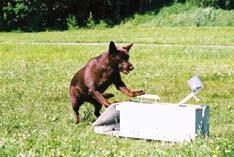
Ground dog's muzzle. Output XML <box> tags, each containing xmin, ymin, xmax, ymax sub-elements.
<box><xmin>120</xmin><ymin>61</ymin><xmax>134</xmax><ymax>74</ymax></box>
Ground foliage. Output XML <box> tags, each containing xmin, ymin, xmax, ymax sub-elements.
<box><xmin>67</xmin><ymin>15</ymin><xmax>79</xmax><ymax>30</ymax></box>
<box><xmin>0</xmin><ymin>0</ymin><xmax>46</xmax><ymax>31</ymax></box>
<box><xmin>123</xmin><ymin>3</ymin><xmax>234</xmax><ymax>27</ymax></box>
<box><xmin>188</xmin><ymin>0</ymin><xmax>234</xmax><ymax>8</ymax></box>
<box><xmin>86</xmin><ymin>12</ymin><xmax>95</xmax><ymax>29</ymax></box>
<box><xmin>189</xmin><ymin>0</ymin><xmax>219</xmax><ymax>7</ymax></box>
<box><xmin>0</xmin><ymin>0</ymin><xmax>233</xmax><ymax>31</ymax></box>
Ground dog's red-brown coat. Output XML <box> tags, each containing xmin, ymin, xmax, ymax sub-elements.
<box><xmin>70</xmin><ymin>41</ymin><xmax>145</xmax><ymax>124</ymax></box>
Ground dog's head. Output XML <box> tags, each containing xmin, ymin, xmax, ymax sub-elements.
<box><xmin>108</xmin><ymin>41</ymin><xmax>134</xmax><ymax>74</ymax></box>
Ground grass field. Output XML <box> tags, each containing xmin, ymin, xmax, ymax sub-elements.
<box><xmin>0</xmin><ymin>26</ymin><xmax>234</xmax><ymax>157</ymax></box>
<box><xmin>1</xmin><ymin>27</ymin><xmax>234</xmax><ymax>46</ymax></box>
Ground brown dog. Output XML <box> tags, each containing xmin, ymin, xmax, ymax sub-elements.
<box><xmin>69</xmin><ymin>41</ymin><xmax>145</xmax><ymax>124</ymax></box>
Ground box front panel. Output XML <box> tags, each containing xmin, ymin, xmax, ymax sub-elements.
<box><xmin>118</xmin><ymin>102</ymin><xmax>198</xmax><ymax>141</ymax></box>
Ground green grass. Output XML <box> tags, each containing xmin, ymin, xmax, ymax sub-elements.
<box><xmin>0</xmin><ymin>42</ymin><xmax>233</xmax><ymax>156</ymax></box>
<box><xmin>0</xmin><ymin>3</ymin><xmax>233</xmax><ymax>156</ymax></box>
<box><xmin>122</xmin><ymin>3</ymin><xmax>234</xmax><ymax>27</ymax></box>
<box><xmin>0</xmin><ymin>3</ymin><xmax>234</xmax><ymax>46</ymax></box>
<box><xmin>0</xmin><ymin>27</ymin><xmax>234</xmax><ymax>46</ymax></box>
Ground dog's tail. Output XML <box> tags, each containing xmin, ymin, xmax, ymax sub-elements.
<box><xmin>102</xmin><ymin>93</ymin><xmax>115</xmax><ymax>99</ymax></box>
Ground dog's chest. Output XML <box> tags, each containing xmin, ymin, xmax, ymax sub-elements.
<box><xmin>96</xmin><ymin>69</ymin><xmax>114</xmax><ymax>90</ymax></box>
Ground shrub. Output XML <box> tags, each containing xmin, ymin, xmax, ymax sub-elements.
<box><xmin>86</xmin><ymin>12</ymin><xmax>95</xmax><ymax>29</ymax></box>
<box><xmin>188</xmin><ymin>0</ymin><xmax>234</xmax><ymax>9</ymax></box>
<box><xmin>66</xmin><ymin>15</ymin><xmax>78</xmax><ymax>30</ymax></box>
<box><xmin>192</xmin><ymin>0</ymin><xmax>219</xmax><ymax>8</ymax></box>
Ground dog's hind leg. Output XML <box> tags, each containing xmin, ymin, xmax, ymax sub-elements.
<box><xmin>70</xmin><ymin>87</ymin><xmax>83</xmax><ymax>124</ymax></box>
<box><xmin>88</xmin><ymin>98</ymin><xmax>102</xmax><ymax>118</ymax></box>
<box><xmin>70</xmin><ymin>97</ymin><xmax>83</xmax><ymax>124</ymax></box>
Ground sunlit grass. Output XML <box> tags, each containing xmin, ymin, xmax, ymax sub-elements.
<box><xmin>0</xmin><ymin>27</ymin><xmax>234</xmax><ymax>46</ymax></box>
<box><xmin>122</xmin><ymin>3</ymin><xmax>234</xmax><ymax>27</ymax></box>
<box><xmin>0</xmin><ymin>43</ymin><xmax>233</xmax><ymax>156</ymax></box>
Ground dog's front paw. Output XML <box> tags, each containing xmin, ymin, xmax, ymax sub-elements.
<box><xmin>133</xmin><ymin>90</ymin><xmax>145</xmax><ymax>97</ymax></box>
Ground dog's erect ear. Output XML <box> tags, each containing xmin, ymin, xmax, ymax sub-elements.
<box><xmin>109</xmin><ymin>41</ymin><xmax>117</xmax><ymax>55</ymax></box>
<box><xmin>123</xmin><ymin>43</ymin><xmax>134</xmax><ymax>52</ymax></box>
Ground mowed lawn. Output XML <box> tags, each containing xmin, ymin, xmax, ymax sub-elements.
<box><xmin>0</xmin><ymin>27</ymin><xmax>234</xmax><ymax>45</ymax></box>
<box><xmin>0</xmin><ymin>27</ymin><xmax>233</xmax><ymax>156</ymax></box>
